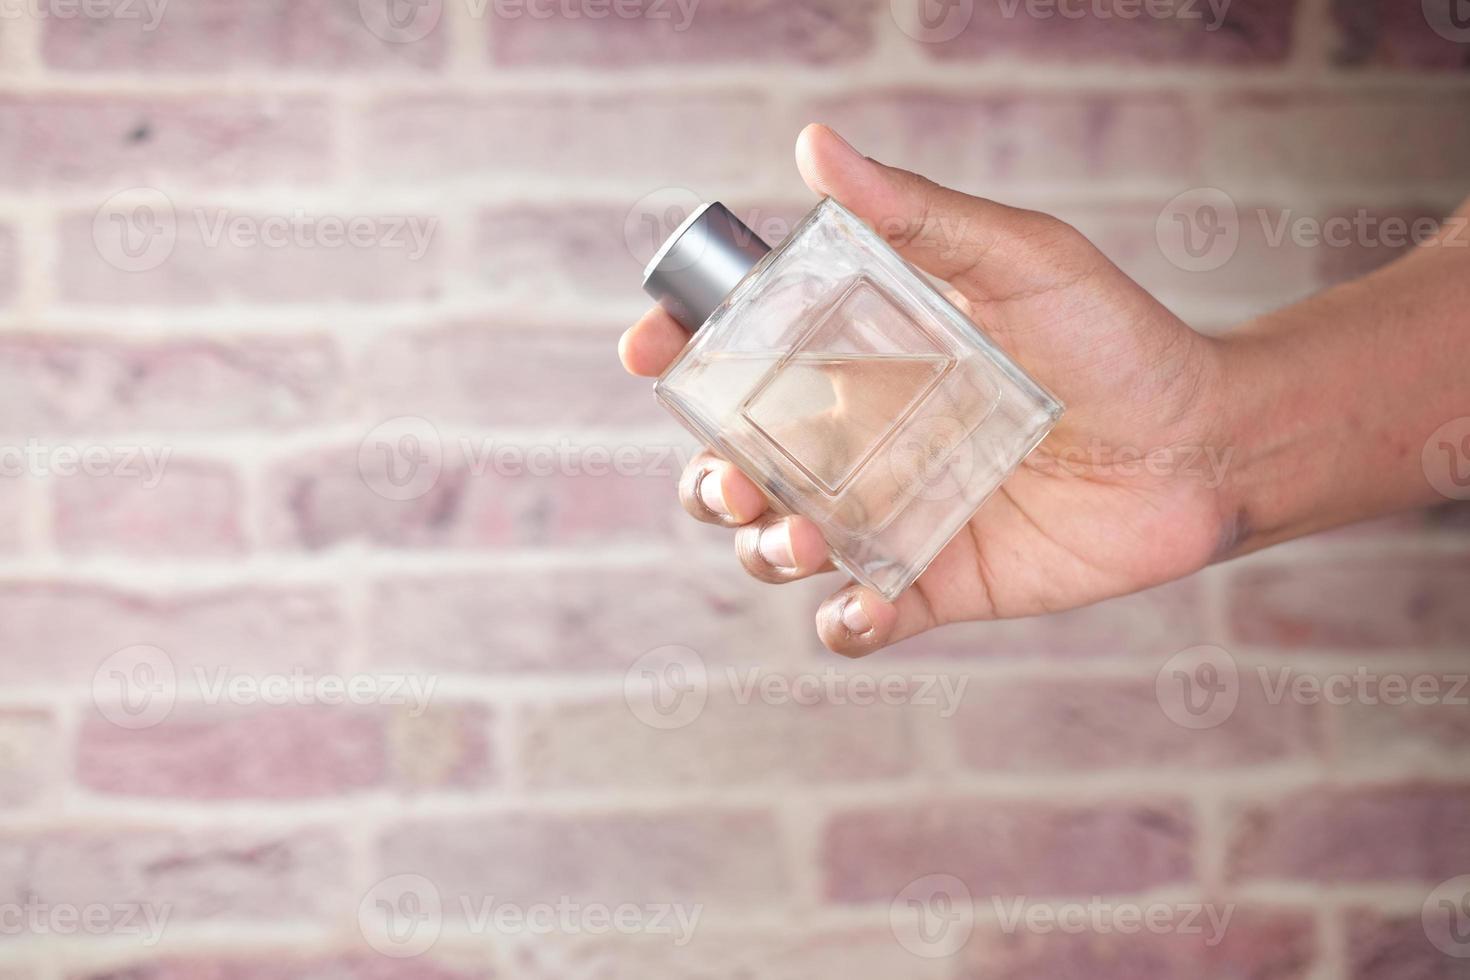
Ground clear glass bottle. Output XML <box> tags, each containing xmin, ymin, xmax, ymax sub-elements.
<box><xmin>642</xmin><ymin>198</ymin><xmax>1062</xmax><ymax>601</ymax></box>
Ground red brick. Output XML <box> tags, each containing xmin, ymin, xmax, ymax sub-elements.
<box><xmin>807</xmin><ymin>91</ymin><xmax>1198</xmax><ymax>190</ymax></box>
<box><xmin>883</xmin><ymin>578</ymin><xmax>1204</xmax><ymax>659</ymax></box>
<box><xmin>1333</xmin><ymin>0</ymin><xmax>1470</xmax><ymax>69</ymax></box>
<box><xmin>490</xmin><ymin>0</ymin><xmax>877</xmax><ymax>66</ymax></box>
<box><xmin>513</xmin><ymin>929</ymin><xmax>950</xmax><ymax>980</ymax></box>
<box><xmin>518</xmin><ymin>691</ymin><xmax>916</xmax><ymax>788</ymax></box>
<box><xmin>0</xmin><ymin>582</ymin><xmax>343</xmax><ymax>686</ymax></box>
<box><xmin>0</xmin><ymin>224</ymin><xmax>15</xmax><ymax>307</ymax></box>
<box><xmin>72</xmin><ymin>955</ymin><xmax>488</xmax><ymax>980</ymax></box>
<box><xmin>61</xmin><ymin>205</ymin><xmax>443</xmax><ymax>306</ymax></box>
<box><xmin>1335</xmin><ymin>674</ymin><xmax>1470</xmax><ymax>763</ymax></box>
<box><xmin>1227</xmin><ymin>783</ymin><xmax>1470</xmax><ymax>883</ymax></box>
<box><xmin>380</xmin><ymin>809</ymin><xmax>787</xmax><ymax>911</ymax></box>
<box><xmin>957</xmin><ymin>907</ymin><xmax>1316</xmax><ymax>980</ymax></box>
<box><xmin>0</xmin><ymin>95</ymin><xmax>332</xmax><ymax>187</ymax></box>
<box><xmin>951</xmin><ymin>674</ymin><xmax>1322</xmax><ymax>771</ymax></box>
<box><xmin>363</xmin><ymin>92</ymin><xmax>778</xmax><ymax>185</ymax></box>
<box><xmin>0</xmin><ymin>476</ymin><xmax>37</xmax><ymax>553</ymax></box>
<box><xmin>74</xmin><ymin>702</ymin><xmax>489</xmax><ymax>799</ymax></box>
<box><xmin>0</xmin><ymin>709</ymin><xmax>56</xmax><ymax>808</ymax></box>
<box><xmin>0</xmin><ymin>826</ymin><xmax>347</xmax><ymax>923</ymax></box>
<box><xmin>362</xmin><ymin>323</ymin><xmax>668</xmax><ymax>428</ymax></box>
<box><xmin>43</xmin><ymin>0</ymin><xmax>445</xmax><ymax>71</ymax></box>
<box><xmin>0</xmin><ymin>334</ymin><xmax>344</xmax><ymax>435</ymax></box>
<box><xmin>916</xmin><ymin>0</ymin><xmax>1295</xmax><ymax>64</ymax></box>
<box><xmin>1346</xmin><ymin>907</ymin><xmax>1468</xmax><ymax>980</ymax></box>
<box><xmin>264</xmin><ymin>441</ymin><xmax>679</xmax><ymax>551</ymax></box>
<box><xmin>54</xmin><ymin>459</ymin><xmax>245</xmax><ymax>557</ymax></box>
<box><xmin>1228</xmin><ymin>557</ymin><xmax>1470</xmax><ymax>650</ymax></box>
<box><xmin>823</xmin><ymin>798</ymin><xmax>1194</xmax><ymax>901</ymax></box>
<box><xmin>1207</xmin><ymin>93</ymin><xmax>1470</xmax><ymax>182</ymax></box>
<box><xmin>369</xmin><ymin>564</ymin><xmax>796</xmax><ymax>674</ymax></box>
<box><xmin>473</xmin><ymin>200</ymin><xmax>805</xmax><ymax>304</ymax></box>
<box><xmin>76</xmin><ymin>705</ymin><xmax>386</xmax><ymax>799</ymax></box>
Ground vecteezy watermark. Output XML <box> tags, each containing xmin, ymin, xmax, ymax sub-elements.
<box><xmin>93</xmin><ymin>189</ymin><xmax>437</xmax><ymax>273</ymax></box>
<box><xmin>888</xmin><ymin>416</ymin><xmax>976</xmax><ymax>504</ymax></box>
<box><xmin>1423</xmin><ymin>875</ymin><xmax>1470</xmax><ymax>959</ymax></box>
<box><xmin>1052</xmin><ymin>440</ymin><xmax>1235</xmax><ymax>489</ymax></box>
<box><xmin>1423</xmin><ymin>0</ymin><xmax>1470</xmax><ymax>44</ymax></box>
<box><xmin>993</xmin><ymin>897</ymin><xmax>1235</xmax><ymax>946</ymax></box>
<box><xmin>1155</xmin><ymin>645</ymin><xmax>1240</xmax><ymax>731</ymax></box>
<box><xmin>1156</xmin><ymin>645</ymin><xmax>1469</xmax><ymax>730</ymax></box>
<box><xmin>623</xmin><ymin>645</ymin><xmax>709</xmax><ymax>731</ymax></box>
<box><xmin>1258</xmin><ymin>668</ymin><xmax>1468</xmax><ymax>708</ymax></box>
<box><xmin>0</xmin><ymin>0</ymin><xmax>168</xmax><ymax>29</ymax></box>
<box><xmin>623</xmin><ymin>187</ymin><xmax>976</xmax><ymax>273</ymax></box>
<box><xmin>357</xmin><ymin>416</ymin><xmax>694</xmax><ymax>502</ymax></box>
<box><xmin>890</xmin><ymin>874</ymin><xmax>974</xmax><ymax>958</ymax></box>
<box><xmin>358</xmin><ymin>0</ymin><xmax>700</xmax><ymax>43</ymax></box>
<box><xmin>0</xmin><ymin>439</ymin><xmax>171</xmax><ymax>487</ymax></box>
<box><xmin>0</xmin><ymin>897</ymin><xmax>171</xmax><ymax>945</ymax></box>
<box><xmin>1257</xmin><ymin>210</ymin><xmax>1469</xmax><ymax>252</ymax></box>
<box><xmin>1156</xmin><ymin>188</ymin><xmax>1241</xmax><ymax>273</ymax></box>
<box><xmin>1157</xmin><ymin>190</ymin><xmax>1470</xmax><ymax>273</ymax></box>
<box><xmin>1424</xmin><ymin>417</ymin><xmax>1470</xmax><ymax>501</ymax></box>
<box><xmin>623</xmin><ymin>645</ymin><xmax>970</xmax><ymax>731</ymax></box>
<box><xmin>357</xmin><ymin>874</ymin><xmax>702</xmax><ymax>958</ymax></box>
<box><xmin>894</xmin><ymin>0</ymin><xmax>1232</xmax><ymax>43</ymax></box>
<box><xmin>91</xmin><ymin>645</ymin><xmax>438</xmax><ymax>730</ymax></box>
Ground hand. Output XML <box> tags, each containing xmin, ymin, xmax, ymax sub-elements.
<box><xmin>620</xmin><ymin>124</ymin><xmax>1236</xmax><ymax>656</ymax></box>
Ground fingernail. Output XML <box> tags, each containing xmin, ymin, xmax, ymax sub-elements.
<box><xmin>697</xmin><ymin>468</ymin><xmax>729</xmax><ymax>518</ymax></box>
<box><xmin>842</xmin><ymin>594</ymin><xmax>873</xmax><ymax>634</ymax></box>
<box><xmin>758</xmin><ymin>521</ymin><xmax>796</xmax><ymax>570</ymax></box>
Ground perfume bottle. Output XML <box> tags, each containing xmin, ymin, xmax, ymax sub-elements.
<box><xmin>642</xmin><ymin>198</ymin><xmax>1062</xmax><ymax>601</ymax></box>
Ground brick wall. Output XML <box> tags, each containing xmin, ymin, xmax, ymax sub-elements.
<box><xmin>0</xmin><ymin>1</ymin><xmax>1468</xmax><ymax>977</ymax></box>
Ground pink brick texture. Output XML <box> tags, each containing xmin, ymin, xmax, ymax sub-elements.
<box><xmin>0</xmin><ymin>3</ymin><xmax>1466</xmax><ymax>978</ymax></box>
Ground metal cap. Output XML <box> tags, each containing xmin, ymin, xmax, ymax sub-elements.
<box><xmin>641</xmin><ymin>202</ymin><xmax>771</xmax><ymax>331</ymax></box>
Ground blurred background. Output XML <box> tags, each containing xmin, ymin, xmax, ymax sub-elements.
<box><xmin>0</xmin><ymin>0</ymin><xmax>1468</xmax><ymax>977</ymax></box>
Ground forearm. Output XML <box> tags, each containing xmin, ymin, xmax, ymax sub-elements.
<box><xmin>1215</xmin><ymin>200</ymin><xmax>1470</xmax><ymax>558</ymax></box>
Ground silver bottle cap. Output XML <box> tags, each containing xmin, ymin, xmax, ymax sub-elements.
<box><xmin>641</xmin><ymin>202</ymin><xmax>771</xmax><ymax>331</ymax></box>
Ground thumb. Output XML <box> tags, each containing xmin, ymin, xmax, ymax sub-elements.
<box><xmin>795</xmin><ymin>123</ymin><xmax>1087</xmax><ymax>302</ymax></box>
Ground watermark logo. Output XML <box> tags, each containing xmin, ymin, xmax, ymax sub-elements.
<box><xmin>890</xmin><ymin>874</ymin><xmax>974</xmax><ymax>958</ymax></box>
<box><xmin>624</xmin><ymin>186</ymin><xmax>706</xmax><ymax>274</ymax></box>
<box><xmin>359</xmin><ymin>416</ymin><xmax>444</xmax><ymax>502</ymax></box>
<box><xmin>1423</xmin><ymin>875</ymin><xmax>1470</xmax><ymax>958</ymax></box>
<box><xmin>1156</xmin><ymin>188</ymin><xmax>1240</xmax><ymax>273</ymax></box>
<box><xmin>624</xmin><ymin>645</ymin><xmax>708</xmax><ymax>731</ymax></box>
<box><xmin>0</xmin><ymin>898</ymin><xmax>171</xmax><ymax>945</ymax></box>
<box><xmin>93</xmin><ymin>187</ymin><xmax>177</xmax><ymax>273</ymax></box>
<box><xmin>892</xmin><ymin>0</ymin><xmax>975</xmax><ymax>42</ymax></box>
<box><xmin>1423</xmin><ymin>417</ymin><xmax>1470</xmax><ymax>501</ymax></box>
<box><xmin>889</xmin><ymin>415</ymin><xmax>975</xmax><ymax>503</ymax></box>
<box><xmin>994</xmin><ymin>897</ymin><xmax>1234</xmax><ymax>945</ymax></box>
<box><xmin>1156</xmin><ymin>644</ymin><xmax>1239</xmax><ymax>730</ymax></box>
<box><xmin>92</xmin><ymin>644</ymin><xmax>176</xmax><ymax>730</ymax></box>
<box><xmin>359</xmin><ymin>0</ymin><xmax>442</xmax><ymax>42</ymax></box>
<box><xmin>359</xmin><ymin>873</ymin><xmax>443</xmax><ymax>958</ymax></box>
<box><xmin>358</xmin><ymin>875</ymin><xmax>701</xmax><ymax>955</ymax></box>
<box><xmin>0</xmin><ymin>440</ymin><xmax>171</xmax><ymax>486</ymax></box>
<box><xmin>0</xmin><ymin>0</ymin><xmax>169</xmax><ymax>30</ymax></box>
<box><xmin>1424</xmin><ymin>0</ymin><xmax>1470</xmax><ymax>43</ymax></box>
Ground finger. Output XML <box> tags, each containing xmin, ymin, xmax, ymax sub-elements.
<box><xmin>677</xmin><ymin>453</ymin><xmax>769</xmax><ymax>527</ymax></box>
<box><xmin>732</xmin><ymin>514</ymin><xmax>835</xmax><ymax>584</ymax></box>
<box><xmin>619</xmin><ymin>305</ymin><xmax>688</xmax><ymax>378</ymax></box>
<box><xmin>815</xmin><ymin>584</ymin><xmax>937</xmax><ymax>658</ymax></box>
<box><xmin>795</xmin><ymin>123</ymin><xmax>1064</xmax><ymax>301</ymax></box>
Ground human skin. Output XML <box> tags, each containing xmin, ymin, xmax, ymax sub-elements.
<box><xmin>618</xmin><ymin>124</ymin><xmax>1470</xmax><ymax>657</ymax></box>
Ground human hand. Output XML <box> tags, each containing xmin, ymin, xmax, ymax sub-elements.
<box><xmin>620</xmin><ymin>124</ymin><xmax>1235</xmax><ymax>656</ymax></box>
